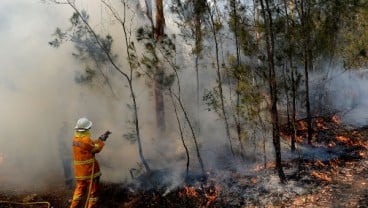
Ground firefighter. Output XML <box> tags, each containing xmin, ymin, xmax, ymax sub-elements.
<box><xmin>69</xmin><ymin>117</ymin><xmax>111</xmax><ymax>208</ymax></box>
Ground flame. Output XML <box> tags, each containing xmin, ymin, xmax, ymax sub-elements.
<box><xmin>179</xmin><ymin>183</ymin><xmax>221</xmax><ymax>207</ymax></box>
<box><xmin>204</xmin><ymin>184</ymin><xmax>220</xmax><ymax>207</ymax></box>
<box><xmin>336</xmin><ymin>135</ymin><xmax>350</xmax><ymax>143</ymax></box>
<box><xmin>179</xmin><ymin>186</ymin><xmax>199</xmax><ymax>198</ymax></box>
<box><xmin>329</xmin><ymin>159</ymin><xmax>339</xmax><ymax>170</ymax></box>
<box><xmin>314</xmin><ymin>160</ymin><xmax>326</xmax><ymax>167</ymax></box>
<box><xmin>310</xmin><ymin>171</ymin><xmax>332</xmax><ymax>182</ymax></box>
<box><xmin>335</xmin><ymin>135</ymin><xmax>368</xmax><ymax>149</ymax></box>
<box><xmin>316</xmin><ymin>118</ymin><xmax>328</xmax><ymax>130</ymax></box>
<box><xmin>331</xmin><ymin>115</ymin><xmax>341</xmax><ymax>124</ymax></box>
<box><xmin>298</xmin><ymin>121</ymin><xmax>308</xmax><ymax>131</ymax></box>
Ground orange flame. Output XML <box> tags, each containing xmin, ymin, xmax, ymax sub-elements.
<box><xmin>204</xmin><ymin>184</ymin><xmax>220</xmax><ymax>207</ymax></box>
<box><xmin>298</xmin><ymin>121</ymin><xmax>308</xmax><ymax>131</ymax></box>
<box><xmin>331</xmin><ymin>115</ymin><xmax>341</xmax><ymax>124</ymax></box>
<box><xmin>336</xmin><ymin>135</ymin><xmax>350</xmax><ymax>143</ymax></box>
<box><xmin>180</xmin><ymin>186</ymin><xmax>199</xmax><ymax>198</ymax></box>
<box><xmin>310</xmin><ymin>171</ymin><xmax>332</xmax><ymax>182</ymax></box>
<box><xmin>316</xmin><ymin>118</ymin><xmax>328</xmax><ymax>129</ymax></box>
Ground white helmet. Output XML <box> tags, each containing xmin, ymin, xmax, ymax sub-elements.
<box><xmin>75</xmin><ymin>117</ymin><xmax>93</xmax><ymax>132</ymax></box>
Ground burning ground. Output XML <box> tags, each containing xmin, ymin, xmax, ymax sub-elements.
<box><xmin>1</xmin><ymin>115</ymin><xmax>368</xmax><ymax>207</ymax></box>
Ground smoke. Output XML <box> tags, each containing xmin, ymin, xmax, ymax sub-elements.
<box><xmin>0</xmin><ymin>0</ymin><xmax>139</xmax><ymax>189</ymax></box>
<box><xmin>0</xmin><ymin>0</ymin><xmax>265</xmax><ymax>191</ymax></box>
<box><xmin>0</xmin><ymin>0</ymin><xmax>204</xmax><ymax>190</ymax></box>
<box><xmin>310</xmin><ymin>66</ymin><xmax>368</xmax><ymax>127</ymax></box>
<box><xmin>5</xmin><ymin>0</ymin><xmax>367</xmax><ymax>193</ymax></box>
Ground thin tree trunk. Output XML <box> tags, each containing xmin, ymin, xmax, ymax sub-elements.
<box><xmin>260</xmin><ymin>0</ymin><xmax>286</xmax><ymax>183</ymax></box>
<box><xmin>206</xmin><ymin>1</ymin><xmax>235</xmax><ymax>156</ymax></box>
<box><xmin>230</xmin><ymin>0</ymin><xmax>246</xmax><ymax>160</ymax></box>
<box><xmin>297</xmin><ymin>0</ymin><xmax>313</xmax><ymax>145</ymax></box>
<box><xmin>283</xmin><ymin>0</ymin><xmax>296</xmax><ymax>151</ymax></box>
<box><xmin>77</xmin><ymin>0</ymin><xmax>152</xmax><ymax>172</ymax></box>
<box><xmin>162</xmin><ymin>49</ymin><xmax>206</xmax><ymax>177</ymax></box>
<box><xmin>169</xmin><ymin>89</ymin><xmax>190</xmax><ymax>177</ymax></box>
<box><xmin>194</xmin><ymin>3</ymin><xmax>203</xmax><ymax>133</ymax></box>
<box><xmin>304</xmin><ymin>50</ymin><xmax>312</xmax><ymax>145</ymax></box>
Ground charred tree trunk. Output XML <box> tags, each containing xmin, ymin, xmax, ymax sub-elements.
<box><xmin>304</xmin><ymin>49</ymin><xmax>312</xmax><ymax>145</ymax></box>
<box><xmin>298</xmin><ymin>0</ymin><xmax>313</xmax><ymax>145</ymax></box>
<box><xmin>291</xmin><ymin>59</ymin><xmax>297</xmax><ymax>151</ymax></box>
<box><xmin>283</xmin><ymin>0</ymin><xmax>297</xmax><ymax>151</ymax></box>
<box><xmin>260</xmin><ymin>0</ymin><xmax>286</xmax><ymax>183</ymax></box>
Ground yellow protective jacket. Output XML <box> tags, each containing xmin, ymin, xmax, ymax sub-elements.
<box><xmin>72</xmin><ymin>131</ymin><xmax>104</xmax><ymax>180</ymax></box>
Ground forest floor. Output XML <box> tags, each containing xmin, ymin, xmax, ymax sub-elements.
<box><xmin>1</xmin><ymin>116</ymin><xmax>368</xmax><ymax>208</ymax></box>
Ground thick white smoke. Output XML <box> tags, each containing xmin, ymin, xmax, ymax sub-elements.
<box><xmin>0</xmin><ymin>0</ymin><xmax>142</xmax><ymax>189</ymax></box>
<box><xmin>0</xmin><ymin>0</ymin><xmax>225</xmax><ymax>190</ymax></box>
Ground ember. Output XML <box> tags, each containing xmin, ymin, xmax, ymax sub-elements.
<box><xmin>331</xmin><ymin>115</ymin><xmax>341</xmax><ymax>124</ymax></box>
<box><xmin>298</xmin><ymin>120</ymin><xmax>308</xmax><ymax>131</ymax></box>
<box><xmin>203</xmin><ymin>183</ymin><xmax>220</xmax><ymax>208</ymax></box>
<box><xmin>336</xmin><ymin>135</ymin><xmax>350</xmax><ymax>143</ymax></box>
<box><xmin>179</xmin><ymin>185</ymin><xmax>199</xmax><ymax>198</ymax></box>
<box><xmin>316</xmin><ymin>118</ymin><xmax>328</xmax><ymax>130</ymax></box>
<box><xmin>310</xmin><ymin>171</ymin><xmax>332</xmax><ymax>182</ymax></box>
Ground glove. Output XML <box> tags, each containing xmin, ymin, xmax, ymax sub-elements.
<box><xmin>99</xmin><ymin>130</ymin><xmax>111</xmax><ymax>141</ymax></box>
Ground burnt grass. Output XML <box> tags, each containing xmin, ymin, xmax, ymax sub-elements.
<box><xmin>1</xmin><ymin>116</ymin><xmax>368</xmax><ymax>207</ymax></box>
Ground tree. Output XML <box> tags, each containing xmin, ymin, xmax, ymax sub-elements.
<box><xmin>139</xmin><ymin>0</ymin><xmax>167</xmax><ymax>132</ymax></box>
<box><xmin>49</xmin><ymin>0</ymin><xmax>151</xmax><ymax>173</ymax></box>
<box><xmin>260</xmin><ymin>0</ymin><xmax>286</xmax><ymax>183</ymax></box>
<box><xmin>205</xmin><ymin>0</ymin><xmax>236</xmax><ymax>156</ymax></box>
<box><xmin>170</xmin><ymin>0</ymin><xmax>207</xmax><ymax>132</ymax></box>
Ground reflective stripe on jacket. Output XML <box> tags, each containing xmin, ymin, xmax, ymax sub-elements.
<box><xmin>72</xmin><ymin>130</ymin><xmax>104</xmax><ymax>180</ymax></box>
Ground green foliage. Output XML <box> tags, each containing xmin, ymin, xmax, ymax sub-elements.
<box><xmin>203</xmin><ymin>88</ymin><xmax>220</xmax><ymax>113</ymax></box>
<box><xmin>136</xmin><ymin>26</ymin><xmax>176</xmax><ymax>89</ymax></box>
<box><xmin>339</xmin><ymin>5</ymin><xmax>368</xmax><ymax>68</ymax></box>
<box><xmin>50</xmin><ymin>11</ymin><xmax>117</xmax><ymax>84</ymax></box>
<box><xmin>127</xmin><ymin>41</ymin><xmax>141</xmax><ymax>74</ymax></box>
<box><xmin>74</xmin><ymin>66</ymin><xmax>95</xmax><ymax>83</ymax></box>
<box><xmin>123</xmin><ymin>131</ymin><xmax>137</xmax><ymax>144</ymax></box>
<box><xmin>48</xmin><ymin>27</ymin><xmax>66</xmax><ymax>48</ymax></box>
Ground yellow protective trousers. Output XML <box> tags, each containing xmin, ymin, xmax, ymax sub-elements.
<box><xmin>70</xmin><ymin>178</ymin><xmax>100</xmax><ymax>208</ymax></box>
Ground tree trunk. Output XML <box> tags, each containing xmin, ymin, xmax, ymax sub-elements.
<box><xmin>260</xmin><ymin>0</ymin><xmax>286</xmax><ymax>183</ymax></box>
<box><xmin>206</xmin><ymin>1</ymin><xmax>235</xmax><ymax>157</ymax></box>
<box><xmin>194</xmin><ymin>1</ymin><xmax>203</xmax><ymax>133</ymax></box>
<box><xmin>153</xmin><ymin>0</ymin><xmax>166</xmax><ymax>132</ymax></box>
<box><xmin>299</xmin><ymin>0</ymin><xmax>313</xmax><ymax>145</ymax></box>
<box><xmin>283</xmin><ymin>0</ymin><xmax>296</xmax><ymax>151</ymax></box>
